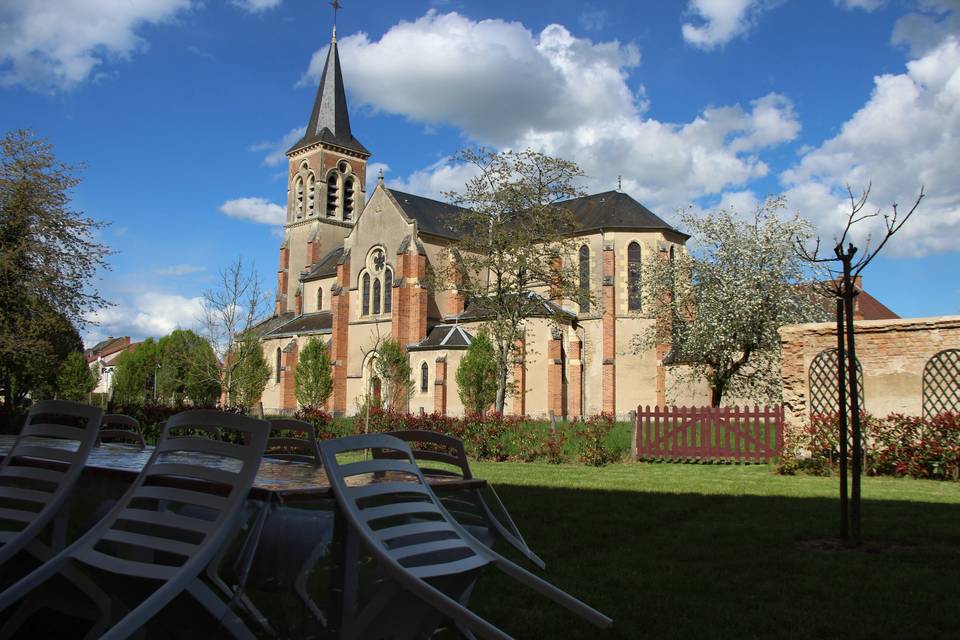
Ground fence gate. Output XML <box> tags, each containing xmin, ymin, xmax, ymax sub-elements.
<box><xmin>635</xmin><ymin>405</ymin><xmax>784</xmax><ymax>463</ymax></box>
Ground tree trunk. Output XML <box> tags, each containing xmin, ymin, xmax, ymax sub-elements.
<box><xmin>710</xmin><ymin>384</ymin><xmax>723</xmax><ymax>408</ymax></box>
<box><xmin>495</xmin><ymin>340</ymin><xmax>509</xmax><ymax>414</ymax></box>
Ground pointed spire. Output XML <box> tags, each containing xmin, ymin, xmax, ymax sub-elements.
<box><xmin>288</xmin><ymin>20</ymin><xmax>369</xmax><ymax>157</ymax></box>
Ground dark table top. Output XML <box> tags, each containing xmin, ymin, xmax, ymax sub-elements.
<box><xmin>0</xmin><ymin>434</ymin><xmax>484</xmax><ymax>501</ymax></box>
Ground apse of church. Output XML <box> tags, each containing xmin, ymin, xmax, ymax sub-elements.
<box><xmin>256</xmin><ymin>25</ymin><xmax>695</xmax><ymax>419</ymax></box>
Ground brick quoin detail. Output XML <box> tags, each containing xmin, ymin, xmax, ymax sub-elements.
<box><xmin>280</xmin><ymin>341</ymin><xmax>299</xmax><ymax>411</ymax></box>
<box><xmin>434</xmin><ymin>357</ymin><xmax>447</xmax><ymax>416</ymax></box>
<box><xmin>568</xmin><ymin>338</ymin><xmax>583</xmax><ymax>419</ymax></box>
<box><xmin>602</xmin><ymin>244</ymin><xmax>616</xmax><ymax>414</ymax></box>
<box><xmin>275</xmin><ymin>246</ymin><xmax>290</xmax><ymax>315</ymax></box>
<box><xmin>512</xmin><ymin>335</ymin><xmax>526</xmax><ymax>417</ymax></box>
<box><xmin>392</xmin><ymin>250</ymin><xmax>428</xmax><ymax>349</ymax></box>
<box><xmin>330</xmin><ymin>256</ymin><xmax>351</xmax><ymax>415</ymax></box>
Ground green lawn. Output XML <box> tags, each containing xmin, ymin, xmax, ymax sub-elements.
<box><xmin>448</xmin><ymin>462</ymin><xmax>960</xmax><ymax>640</ymax></box>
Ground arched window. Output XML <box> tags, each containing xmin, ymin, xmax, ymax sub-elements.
<box><xmin>316</xmin><ymin>287</ymin><xmax>323</xmax><ymax>311</ymax></box>
<box><xmin>306</xmin><ymin>174</ymin><xmax>316</xmax><ymax>216</ymax></box>
<box><xmin>923</xmin><ymin>349</ymin><xmax>960</xmax><ymax>417</ymax></box>
<box><xmin>361</xmin><ymin>273</ymin><xmax>370</xmax><ymax>316</ymax></box>
<box><xmin>628</xmin><ymin>241</ymin><xmax>642</xmax><ymax>311</ymax></box>
<box><xmin>275</xmin><ymin>348</ymin><xmax>282</xmax><ymax>383</ymax></box>
<box><xmin>372</xmin><ymin>277</ymin><xmax>382</xmax><ymax>314</ymax></box>
<box><xmin>383</xmin><ymin>268</ymin><xmax>393</xmax><ymax>313</ymax></box>
<box><xmin>294</xmin><ymin>177</ymin><xmax>304</xmax><ymax>218</ymax></box>
<box><xmin>344</xmin><ymin>177</ymin><xmax>355</xmax><ymax>220</ymax></box>
<box><xmin>420</xmin><ymin>362</ymin><xmax>429</xmax><ymax>392</ymax></box>
<box><xmin>578</xmin><ymin>245</ymin><xmax>590</xmax><ymax>313</ymax></box>
<box><xmin>326</xmin><ymin>173</ymin><xmax>338</xmax><ymax>217</ymax></box>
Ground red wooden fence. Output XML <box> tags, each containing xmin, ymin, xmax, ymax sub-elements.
<box><xmin>635</xmin><ymin>405</ymin><xmax>784</xmax><ymax>463</ymax></box>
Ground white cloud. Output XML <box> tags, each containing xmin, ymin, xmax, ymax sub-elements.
<box><xmin>231</xmin><ymin>0</ymin><xmax>282</xmax><ymax>12</ymax></box>
<box><xmin>777</xmin><ymin>33</ymin><xmax>960</xmax><ymax>256</ymax></box>
<box><xmin>219</xmin><ymin>197</ymin><xmax>285</xmax><ymax>225</ymax></box>
<box><xmin>0</xmin><ymin>0</ymin><xmax>192</xmax><ymax>91</ymax></box>
<box><xmin>302</xmin><ymin>11</ymin><xmax>798</xmax><ymax>212</ymax></box>
<box><xmin>681</xmin><ymin>0</ymin><xmax>776</xmax><ymax>50</ymax></box>
<box><xmin>251</xmin><ymin>127</ymin><xmax>305</xmax><ymax>166</ymax></box>
<box><xmin>835</xmin><ymin>0</ymin><xmax>886</xmax><ymax>10</ymax></box>
<box><xmin>155</xmin><ymin>264</ymin><xmax>206</xmax><ymax>276</ymax></box>
<box><xmin>84</xmin><ymin>291</ymin><xmax>204</xmax><ymax>345</ymax></box>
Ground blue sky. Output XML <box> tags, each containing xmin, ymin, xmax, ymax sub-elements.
<box><xmin>2</xmin><ymin>0</ymin><xmax>958</xmax><ymax>344</ymax></box>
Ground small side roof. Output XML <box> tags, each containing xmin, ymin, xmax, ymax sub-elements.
<box><xmin>301</xmin><ymin>246</ymin><xmax>344</xmax><ymax>282</ymax></box>
<box><xmin>408</xmin><ymin>324</ymin><xmax>474</xmax><ymax>352</ymax></box>
<box><xmin>262</xmin><ymin>311</ymin><xmax>333</xmax><ymax>339</ymax></box>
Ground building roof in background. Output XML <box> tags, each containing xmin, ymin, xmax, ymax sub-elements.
<box><xmin>453</xmin><ymin>292</ymin><xmax>576</xmax><ymax>323</ymax></box>
<box><xmin>84</xmin><ymin>336</ymin><xmax>131</xmax><ymax>363</ymax></box>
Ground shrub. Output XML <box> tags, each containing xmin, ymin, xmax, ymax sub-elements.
<box><xmin>575</xmin><ymin>413</ymin><xmax>617</xmax><ymax>466</ymax></box>
<box><xmin>294</xmin><ymin>406</ymin><xmax>353</xmax><ymax>440</ymax></box>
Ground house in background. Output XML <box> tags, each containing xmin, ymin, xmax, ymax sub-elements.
<box><xmin>84</xmin><ymin>336</ymin><xmax>138</xmax><ymax>397</ymax></box>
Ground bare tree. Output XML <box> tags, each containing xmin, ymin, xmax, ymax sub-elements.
<box><xmin>199</xmin><ymin>257</ymin><xmax>270</xmax><ymax>407</ymax></box>
<box><xmin>798</xmin><ymin>183</ymin><xmax>924</xmax><ymax>545</ymax></box>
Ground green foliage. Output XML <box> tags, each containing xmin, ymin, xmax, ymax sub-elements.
<box><xmin>0</xmin><ymin>129</ymin><xmax>112</xmax><ymax>409</ymax></box>
<box><xmin>231</xmin><ymin>333</ymin><xmax>270</xmax><ymax>411</ymax></box>
<box><xmin>636</xmin><ymin>197</ymin><xmax>827</xmax><ymax>406</ymax></box>
<box><xmin>56</xmin><ymin>351</ymin><xmax>97</xmax><ymax>401</ymax></box>
<box><xmin>783</xmin><ymin>412</ymin><xmax>960</xmax><ymax>481</ymax></box>
<box><xmin>574</xmin><ymin>413</ymin><xmax>619</xmax><ymax>466</ymax></box>
<box><xmin>375</xmin><ymin>338</ymin><xmax>414</xmax><ymax>410</ymax></box>
<box><xmin>432</xmin><ymin>148</ymin><xmax>589</xmax><ymax>413</ymax></box>
<box><xmin>111</xmin><ymin>339</ymin><xmax>160</xmax><ymax>406</ymax></box>
<box><xmin>2</xmin><ymin>299</ymin><xmax>82</xmax><ymax>405</ymax></box>
<box><xmin>456</xmin><ymin>331</ymin><xmax>498</xmax><ymax>414</ymax></box>
<box><xmin>295</xmin><ymin>338</ymin><xmax>334</xmax><ymax>409</ymax></box>
<box><xmin>156</xmin><ymin>329</ymin><xmax>220</xmax><ymax>406</ymax></box>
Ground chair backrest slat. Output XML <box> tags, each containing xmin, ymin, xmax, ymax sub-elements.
<box><xmin>339</xmin><ymin>458</ymin><xmax>422</xmax><ymax>478</ymax></box>
<box><xmin>0</xmin><ymin>400</ymin><xmax>102</xmax><ymax>566</ymax></box>
<box><xmin>68</xmin><ymin>409</ymin><xmax>268</xmax><ymax>584</ymax></box>
<box><xmin>98</xmin><ymin>414</ymin><xmax>145</xmax><ymax>449</ymax></box>
<box><xmin>373</xmin><ymin>430</ymin><xmax>472</xmax><ymax>479</ymax></box>
<box><xmin>265</xmin><ymin>419</ymin><xmax>321</xmax><ymax>463</ymax></box>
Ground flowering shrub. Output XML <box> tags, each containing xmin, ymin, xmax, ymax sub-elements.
<box><xmin>786</xmin><ymin>412</ymin><xmax>960</xmax><ymax>480</ymax></box>
<box><xmin>575</xmin><ymin>413</ymin><xmax>618</xmax><ymax>466</ymax></box>
<box><xmin>294</xmin><ymin>406</ymin><xmax>353</xmax><ymax>440</ymax></box>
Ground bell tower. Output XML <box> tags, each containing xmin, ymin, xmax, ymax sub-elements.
<box><xmin>275</xmin><ymin>20</ymin><xmax>370</xmax><ymax>314</ymax></box>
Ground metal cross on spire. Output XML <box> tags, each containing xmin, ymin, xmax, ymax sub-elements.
<box><xmin>330</xmin><ymin>0</ymin><xmax>342</xmax><ymax>40</ymax></box>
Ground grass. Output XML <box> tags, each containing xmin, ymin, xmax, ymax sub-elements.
<box><xmin>444</xmin><ymin>462</ymin><xmax>960</xmax><ymax>640</ymax></box>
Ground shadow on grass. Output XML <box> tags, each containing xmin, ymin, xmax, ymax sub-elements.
<box><xmin>452</xmin><ymin>485</ymin><xmax>960</xmax><ymax>640</ymax></box>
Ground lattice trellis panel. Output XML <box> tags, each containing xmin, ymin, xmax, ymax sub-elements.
<box><xmin>808</xmin><ymin>348</ymin><xmax>864</xmax><ymax>417</ymax></box>
<box><xmin>923</xmin><ymin>349</ymin><xmax>960</xmax><ymax>417</ymax></box>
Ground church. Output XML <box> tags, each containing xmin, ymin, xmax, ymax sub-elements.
<box><xmin>257</xmin><ymin>29</ymin><xmax>690</xmax><ymax>419</ymax></box>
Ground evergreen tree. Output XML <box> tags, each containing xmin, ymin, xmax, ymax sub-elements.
<box><xmin>56</xmin><ymin>351</ymin><xmax>97</xmax><ymax>402</ymax></box>
<box><xmin>295</xmin><ymin>338</ymin><xmax>333</xmax><ymax>410</ymax></box>
<box><xmin>456</xmin><ymin>331</ymin><xmax>498</xmax><ymax>414</ymax></box>
<box><xmin>156</xmin><ymin>329</ymin><xmax>219</xmax><ymax>406</ymax></box>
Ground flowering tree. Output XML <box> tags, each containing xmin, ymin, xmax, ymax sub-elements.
<box><xmin>636</xmin><ymin>197</ymin><xmax>826</xmax><ymax>406</ymax></box>
<box><xmin>434</xmin><ymin>148</ymin><xmax>589</xmax><ymax>413</ymax></box>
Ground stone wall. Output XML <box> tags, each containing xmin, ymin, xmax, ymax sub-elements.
<box><xmin>780</xmin><ymin>315</ymin><xmax>960</xmax><ymax>429</ymax></box>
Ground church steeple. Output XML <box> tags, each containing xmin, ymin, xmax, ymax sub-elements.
<box><xmin>287</xmin><ymin>28</ymin><xmax>369</xmax><ymax>157</ymax></box>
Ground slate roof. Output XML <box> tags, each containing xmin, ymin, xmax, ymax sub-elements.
<box><xmin>556</xmin><ymin>190</ymin><xmax>688</xmax><ymax>238</ymax></box>
<box><xmin>301</xmin><ymin>246</ymin><xmax>344</xmax><ymax>282</ymax></box>
<box><xmin>287</xmin><ymin>38</ymin><xmax>369</xmax><ymax>157</ymax></box>
<box><xmin>385</xmin><ymin>188</ymin><xmax>685</xmax><ymax>240</ymax></box>
<box><xmin>84</xmin><ymin>336</ymin><xmax>130</xmax><ymax>363</ymax></box>
<box><xmin>408</xmin><ymin>324</ymin><xmax>474</xmax><ymax>351</ymax></box>
<box><xmin>387</xmin><ymin>189</ymin><xmax>471</xmax><ymax>240</ymax></box>
<box><xmin>454</xmin><ymin>292</ymin><xmax>576</xmax><ymax>323</ymax></box>
<box><xmin>250</xmin><ymin>312</ymin><xmax>296</xmax><ymax>338</ymax></box>
<box><xmin>262</xmin><ymin>311</ymin><xmax>333</xmax><ymax>338</ymax></box>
